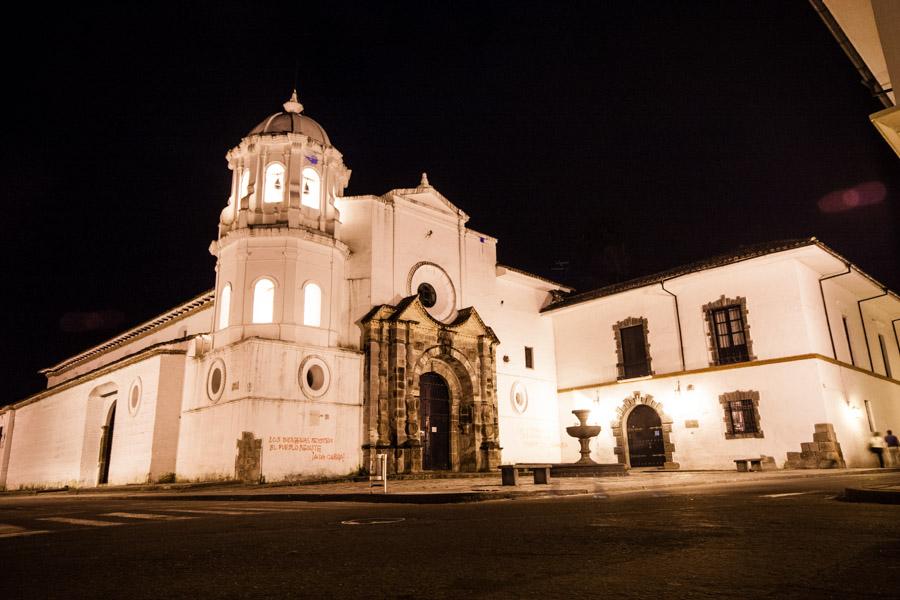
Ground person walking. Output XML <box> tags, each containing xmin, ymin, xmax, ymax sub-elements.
<box><xmin>885</xmin><ymin>430</ymin><xmax>899</xmax><ymax>467</ymax></box>
<box><xmin>869</xmin><ymin>432</ymin><xmax>887</xmax><ymax>468</ymax></box>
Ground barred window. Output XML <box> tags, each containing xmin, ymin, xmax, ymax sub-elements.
<box><xmin>719</xmin><ymin>390</ymin><xmax>764</xmax><ymax>439</ymax></box>
<box><xmin>727</xmin><ymin>399</ymin><xmax>758</xmax><ymax>434</ymax></box>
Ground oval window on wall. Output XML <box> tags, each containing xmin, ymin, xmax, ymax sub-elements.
<box><xmin>408</xmin><ymin>262</ymin><xmax>456</xmax><ymax>322</ymax></box>
<box><xmin>510</xmin><ymin>381</ymin><xmax>528</xmax><ymax>414</ymax></box>
<box><xmin>299</xmin><ymin>356</ymin><xmax>330</xmax><ymax>398</ymax></box>
<box><xmin>128</xmin><ymin>377</ymin><xmax>142</xmax><ymax>416</ymax></box>
<box><xmin>207</xmin><ymin>359</ymin><xmax>226</xmax><ymax>403</ymax></box>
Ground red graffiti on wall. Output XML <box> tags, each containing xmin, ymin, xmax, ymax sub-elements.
<box><xmin>267</xmin><ymin>435</ymin><xmax>343</xmax><ymax>460</ymax></box>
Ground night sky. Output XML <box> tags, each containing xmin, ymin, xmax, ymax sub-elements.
<box><xmin>3</xmin><ymin>2</ymin><xmax>897</xmax><ymax>404</ymax></box>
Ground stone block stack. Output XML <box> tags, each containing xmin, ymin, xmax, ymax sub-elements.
<box><xmin>784</xmin><ymin>423</ymin><xmax>846</xmax><ymax>469</ymax></box>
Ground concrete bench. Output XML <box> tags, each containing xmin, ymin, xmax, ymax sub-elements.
<box><xmin>734</xmin><ymin>456</ymin><xmax>776</xmax><ymax>472</ymax></box>
<box><xmin>500</xmin><ymin>463</ymin><xmax>552</xmax><ymax>485</ymax></box>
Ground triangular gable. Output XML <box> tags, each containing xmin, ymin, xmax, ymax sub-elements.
<box><xmin>362</xmin><ymin>296</ymin><xmax>499</xmax><ymax>343</ymax></box>
<box><xmin>388</xmin><ymin>184</ymin><xmax>470</xmax><ymax>223</ymax></box>
<box><xmin>358</xmin><ymin>304</ymin><xmax>399</xmax><ymax>324</ymax></box>
<box><xmin>449</xmin><ymin>307</ymin><xmax>499</xmax><ymax>343</ymax></box>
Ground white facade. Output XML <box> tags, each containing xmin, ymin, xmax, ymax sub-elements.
<box><xmin>1</xmin><ymin>94</ymin><xmax>898</xmax><ymax>489</ymax></box>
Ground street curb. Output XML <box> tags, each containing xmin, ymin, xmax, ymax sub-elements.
<box><xmin>841</xmin><ymin>487</ymin><xmax>900</xmax><ymax>505</ymax></box>
<box><xmin>134</xmin><ymin>488</ymin><xmax>590</xmax><ymax>504</ymax></box>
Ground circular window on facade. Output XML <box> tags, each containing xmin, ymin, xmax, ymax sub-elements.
<box><xmin>510</xmin><ymin>381</ymin><xmax>528</xmax><ymax>414</ymax></box>
<box><xmin>409</xmin><ymin>262</ymin><xmax>456</xmax><ymax>322</ymax></box>
<box><xmin>128</xmin><ymin>377</ymin><xmax>142</xmax><ymax>416</ymax></box>
<box><xmin>417</xmin><ymin>282</ymin><xmax>437</xmax><ymax>308</ymax></box>
<box><xmin>207</xmin><ymin>359</ymin><xmax>226</xmax><ymax>403</ymax></box>
<box><xmin>299</xmin><ymin>355</ymin><xmax>330</xmax><ymax>398</ymax></box>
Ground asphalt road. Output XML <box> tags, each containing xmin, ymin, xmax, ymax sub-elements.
<box><xmin>2</xmin><ymin>473</ymin><xmax>898</xmax><ymax>599</ymax></box>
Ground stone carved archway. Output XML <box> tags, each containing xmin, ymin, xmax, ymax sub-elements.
<box><xmin>360</xmin><ymin>297</ymin><xmax>500</xmax><ymax>474</ymax></box>
<box><xmin>412</xmin><ymin>348</ymin><xmax>479</xmax><ymax>472</ymax></box>
<box><xmin>611</xmin><ymin>391</ymin><xmax>679</xmax><ymax>470</ymax></box>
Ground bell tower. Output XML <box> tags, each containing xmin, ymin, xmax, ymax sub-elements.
<box><xmin>209</xmin><ymin>90</ymin><xmax>353</xmax><ymax>349</ymax></box>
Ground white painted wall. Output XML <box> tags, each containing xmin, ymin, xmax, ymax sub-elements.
<box><xmin>5</xmin><ymin>352</ymin><xmax>186</xmax><ymax>488</ymax></box>
<box><xmin>818</xmin><ymin>360</ymin><xmax>900</xmax><ymax>467</ymax></box>
<box><xmin>558</xmin><ymin>358</ymin><xmax>851</xmax><ymax>470</ymax></box>
<box><xmin>176</xmin><ymin>338</ymin><xmax>363</xmax><ymax>481</ymax></box>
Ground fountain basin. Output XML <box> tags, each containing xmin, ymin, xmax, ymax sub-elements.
<box><xmin>566</xmin><ymin>425</ymin><xmax>602</xmax><ymax>439</ymax></box>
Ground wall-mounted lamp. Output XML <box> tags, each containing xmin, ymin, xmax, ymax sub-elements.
<box><xmin>675</xmin><ymin>380</ymin><xmax>695</xmax><ymax>394</ymax></box>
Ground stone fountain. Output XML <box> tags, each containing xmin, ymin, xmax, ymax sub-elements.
<box><xmin>548</xmin><ymin>409</ymin><xmax>627</xmax><ymax>477</ymax></box>
<box><xmin>566</xmin><ymin>409</ymin><xmax>602</xmax><ymax>465</ymax></box>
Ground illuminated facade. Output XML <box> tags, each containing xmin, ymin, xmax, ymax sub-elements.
<box><xmin>0</xmin><ymin>94</ymin><xmax>898</xmax><ymax>489</ymax></box>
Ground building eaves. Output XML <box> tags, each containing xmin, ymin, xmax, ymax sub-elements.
<box><xmin>41</xmin><ymin>289</ymin><xmax>214</xmax><ymax>376</ymax></box>
<box><xmin>541</xmin><ymin>237</ymin><xmax>869</xmax><ymax>313</ymax></box>
<box><xmin>496</xmin><ymin>263</ymin><xmax>573</xmax><ymax>291</ymax></box>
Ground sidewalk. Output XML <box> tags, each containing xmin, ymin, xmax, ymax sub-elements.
<box><xmin>7</xmin><ymin>467</ymin><xmax>896</xmax><ymax>504</ymax></box>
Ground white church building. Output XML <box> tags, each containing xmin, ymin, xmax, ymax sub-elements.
<box><xmin>1</xmin><ymin>93</ymin><xmax>898</xmax><ymax>489</ymax></box>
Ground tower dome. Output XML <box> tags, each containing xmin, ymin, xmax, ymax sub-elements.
<box><xmin>211</xmin><ymin>89</ymin><xmax>353</xmax><ymax>351</ymax></box>
<box><xmin>247</xmin><ymin>90</ymin><xmax>330</xmax><ymax>145</ymax></box>
<box><xmin>218</xmin><ymin>89</ymin><xmax>351</xmax><ymax>238</ymax></box>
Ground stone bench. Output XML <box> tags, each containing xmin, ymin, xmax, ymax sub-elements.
<box><xmin>500</xmin><ymin>463</ymin><xmax>552</xmax><ymax>485</ymax></box>
<box><xmin>734</xmin><ymin>456</ymin><xmax>776</xmax><ymax>472</ymax></box>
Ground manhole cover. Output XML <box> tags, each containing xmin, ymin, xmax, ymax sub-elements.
<box><xmin>340</xmin><ymin>517</ymin><xmax>405</xmax><ymax>525</ymax></box>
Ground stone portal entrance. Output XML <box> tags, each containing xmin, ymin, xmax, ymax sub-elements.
<box><xmin>420</xmin><ymin>372</ymin><xmax>450</xmax><ymax>470</ymax></box>
<box><xmin>626</xmin><ymin>404</ymin><xmax>665</xmax><ymax>467</ymax></box>
<box><xmin>360</xmin><ymin>297</ymin><xmax>501</xmax><ymax>474</ymax></box>
<box><xmin>612</xmin><ymin>391</ymin><xmax>679</xmax><ymax>470</ymax></box>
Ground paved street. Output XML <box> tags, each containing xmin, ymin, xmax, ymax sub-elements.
<box><xmin>2</xmin><ymin>472</ymin><xmax>898</xmax><ymax>599</ymax></box>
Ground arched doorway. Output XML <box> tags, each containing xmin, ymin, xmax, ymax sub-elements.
<box><xmin>419</xmin><ymin>372</ymin><xmax>450</xmax><ymax>470</ymax></box>
<box><xmin>98</xmin><ymin>401</ymin><xmax>117</xmax><ymax>485</ymax></box>
<box><xmin>626</xmin><ymin>404</ymin><xmax>665</xmax><ymax>467</ymax></box>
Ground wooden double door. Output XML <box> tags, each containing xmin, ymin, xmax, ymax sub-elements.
<box><xmin>626</xmin><ymin>404</ymin><xmax>665</xmax><ymax>467</ymax></box>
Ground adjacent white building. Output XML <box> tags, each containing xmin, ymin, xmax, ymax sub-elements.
<box><xmin>1</xmin><ymin>93</ymin><xmax>897</xmax><ymax>489</ymax></box>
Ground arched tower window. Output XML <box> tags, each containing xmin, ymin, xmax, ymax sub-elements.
<box><xmin>218</xmin><ymin>283</ymin><xmax>231</xmax><ymax>330</ymax></box>
<box><xmin>303</xmin><ymin>282</ymin><xmax>322</xmax><ymax>327</ymax></box>
<box><xmin>238</xmin><ymin>169</ymin><xmax>250</xmax><ymax>199</ymax></box>
<box><xmin>301</xmin><ymin>167</ymin><xmax>320</xmax><ymax>209</ymax></box>
<box><xmin>252</xmin><ymin>278</ymin><xmax>276</xmax><ymax>324</ymax></box>
<box><xmin>264</xmin><ymin>163</ymin><xmax>285</xmax><ymax>204</ymax></box>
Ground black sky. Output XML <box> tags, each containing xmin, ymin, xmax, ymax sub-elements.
<box><xmin>3</xmin><ymin>1</ymin><xmax>897</xmax><ymax>403</ymax></box>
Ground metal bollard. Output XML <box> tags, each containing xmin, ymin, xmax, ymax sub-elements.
<box><xmin>372</xmin><ymin>453</ymin><xmax>388</xmax><ymax>493</ymax></box>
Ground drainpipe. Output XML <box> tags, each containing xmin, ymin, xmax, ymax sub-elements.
<box><xmin>818</xmin><ymin>263</ymin><xmax>851</xmax><ymax>359</ymax></box>
<box><xmin>858</xmin><ymin>290</ymin><xmax>888</xmax><ymax>373</ymax></box>
<box><xmin>660</xmin><ymin>279</ymin><xmax>685</xmax><ymax>372</ymax></box>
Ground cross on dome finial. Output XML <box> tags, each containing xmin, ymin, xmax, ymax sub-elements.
<box><xmin>283</xmin><ymin>89</ymin><xmax>304</xmax><ymax>114</ymax></box>
<box><xmin>420</xmin><ymin>172</ymin><xmax>430</xmax><ymax>187</ymax></box>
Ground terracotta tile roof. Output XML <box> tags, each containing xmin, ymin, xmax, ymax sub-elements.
<box><xmin>42</xmin><ymin>289</ymin><xmax>214</xmax><ymax>376</ymax></box>
<box><xmin>542</xmin><ymin>238</ymin><xmax>828</xmax><ymax>312</ymax></box>
<box><xmin>496</xmin><ymin>263</ymin><xmax>573</xmax><ymax>291</ymax></box>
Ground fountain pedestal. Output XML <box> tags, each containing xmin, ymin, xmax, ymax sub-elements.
<box><xmin>565</xmin><ymin>409</ymin><xmax>602</xmax><ymax>465</ymax></box>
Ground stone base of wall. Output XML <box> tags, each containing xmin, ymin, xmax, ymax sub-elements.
<box><xmin>235</xmin><ymin>431</ymin><xmax>262</xmax><ymax>483</ymax></box>
<box><xmin>784</xmin><ymin>423</ymin><xmax>846</xmax><ymax>469</ymax></box>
